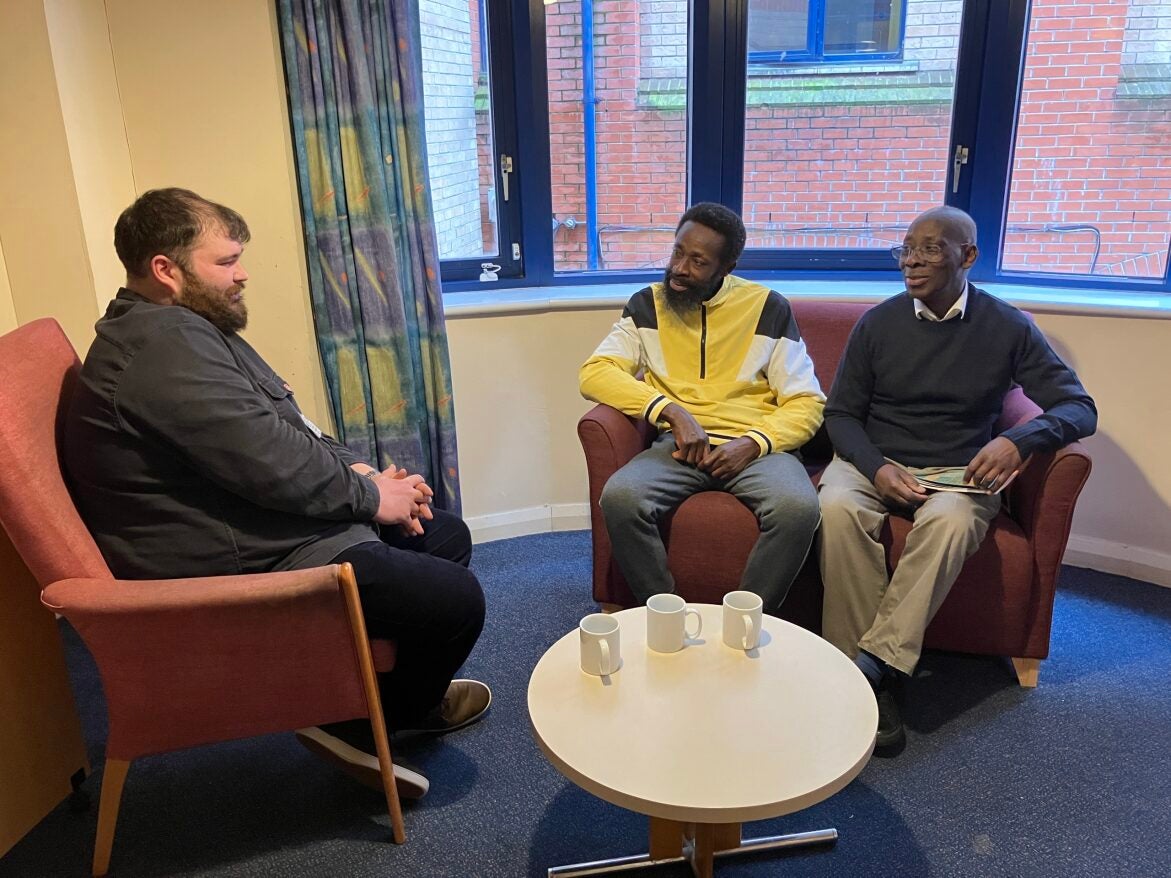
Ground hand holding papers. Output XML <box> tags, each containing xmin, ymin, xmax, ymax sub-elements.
<box><xmin>887</xmin><ymin>460</ymin><xmax>1019</xmax><ymax>495</ymax></box>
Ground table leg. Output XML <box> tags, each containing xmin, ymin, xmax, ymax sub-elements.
<box><xmin>547</xmin><ymin>819</ymin><xmax>837</xmax><ymax>877</ymax></box>
<box><xmin>648</xmin><ymin>817</ymin><xmax>684</xmax><ymax>859</ymax></box>
<box><xmin>686</xmin><ymin>823</ymin><xmax>740</xmax><ymax>878</ymax></box>
<box><xmin>711</xmin><ymin>822</ymin><xmax>742</xmax><ymax>851</ymax></box>
<box><xmin>690</xmin><ymin>823</ymin><xmax>715</xmax><ymax>878</ymax></box>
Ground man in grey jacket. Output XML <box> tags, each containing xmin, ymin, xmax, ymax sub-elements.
<box><xmin>65</xmin><ymin>188</ymin><xmax>489</xmax><ymax>800</ymax></box>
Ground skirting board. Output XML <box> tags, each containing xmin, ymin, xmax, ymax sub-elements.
<box><xmin>1063</xmin><ymin>535</ymin><xmax>1171</xmax><ymax>589</ymax></box>
<box><xmin>467</xmin><ymin>509</ymin><xmax>1171</xmax><ymax>589</ymax></box>
<box><xmin>466</xmin><ymin>504</ymin><xmax>591</xmax><ymax>544</ymax></box>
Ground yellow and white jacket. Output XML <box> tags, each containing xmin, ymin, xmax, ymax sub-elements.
<box><xmin>580</xmin><ymin>276</ymin><xmax>825</xmax><ymax>456</ymax></box>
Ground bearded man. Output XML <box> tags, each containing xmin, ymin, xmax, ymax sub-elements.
<box><xmin>579</xmin><ymin>202</ymin><xmax>825</xmax><ymax>611</ymax></box>
<box><xmin>64</xmin><ymin>188</ymin><xmax>489</xmax><ymax>800</ymax></box>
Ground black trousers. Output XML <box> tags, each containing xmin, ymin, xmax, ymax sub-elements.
<box><xmin>330</xmin><ymin>509</ymin><xmax>485</xmax><ymax>729</ymax></box>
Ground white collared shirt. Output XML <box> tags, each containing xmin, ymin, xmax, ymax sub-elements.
<box><xmin>913</xmin><ymin>285</ymin><xmax>969</xmax><ymax>322</ymax></box>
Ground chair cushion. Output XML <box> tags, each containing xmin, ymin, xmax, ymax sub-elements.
<box><xmin>664</xmin><ymin>492</ymin><xmax>824</xmax><ymax>631</ymax></box>
<box><xmin>665</xmin><ymin>492</ymin><xmax>757</xmax><ymax>604</ymax></box>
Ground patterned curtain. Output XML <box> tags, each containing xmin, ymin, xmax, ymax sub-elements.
<box><xmin>278</xmin><ymin>0</ymin><xmax>461</xmax><ymax>512</ymax></box>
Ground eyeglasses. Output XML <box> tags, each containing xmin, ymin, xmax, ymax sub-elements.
<box><xmin>890</xmin><ymin>243</ymin><xmax>948</xmax><ymax>263</ymax></box>
<box><xmin>889</xmin><ymin>242</ymin><xmax>974</xmax><ymax>263</ymax></box>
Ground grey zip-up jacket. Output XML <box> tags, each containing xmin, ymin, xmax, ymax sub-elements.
<box><xmin>64</xmin><ymin>289</ymin><xmax>381</xmax><ymax>580</ymax></box>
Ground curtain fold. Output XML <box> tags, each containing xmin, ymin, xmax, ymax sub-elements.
<box><xmin>279</xmin><ymin>0</ymin><xmax>461</xmax><ymax>512</ymax></box>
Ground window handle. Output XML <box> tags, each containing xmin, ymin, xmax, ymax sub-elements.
<box><xmin>500</xmin><ymin>154</ymin><xmax>514</xmax><ymax>202</ymax></box>
<box><xmin>952</xmin><ymin>144</ymin><xmax>970</xmax><ymax>194</ymax></box>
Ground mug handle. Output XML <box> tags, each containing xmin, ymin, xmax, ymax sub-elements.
<box><xmin>742</xmin><ymin>613</ymin><xmax>755</xmax><ymax>650</ymax></box>
<box><xmin>684</xmin><ymin>608</ymin><xmax>703</xmax><ymax>640</ymax></box>
<box><xmin>599</xmin><ymin>639</ymin><xmax>611</xmax><ymax>676</ymax></box>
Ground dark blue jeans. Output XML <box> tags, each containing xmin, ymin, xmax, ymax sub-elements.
<box><xmin>331</xmin><ymin>509</ymin><xmax>485</xmax><ymax>729</ymax></box>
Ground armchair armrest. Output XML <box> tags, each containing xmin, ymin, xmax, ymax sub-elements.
<box><xmin>577</xmin><ymin>404</ymin><xmax>654</xmax><ymax>484</ymax></box>
<box><xmin>41</xmin><ymin>566</ymin><xmax>373</xmax><ymax>759</ymax></box>
<box><xmin>1001</xmin><ymin>441</ymin><xmax>1091</xmax><ymax>659</ymax></box>
<box><xmin>996</xmin><ymin>385</ymin><xmax>1043</xmax><ymax>432</ymax></box>
<box><xmin>991</xmin><ymin>384</ymin><xmax>1092</xmax><ymax>658</ymax></box>
<box><xmin>1008</xmin><ymin>442</ymin><xmax>1092</xmax><ymax>554</ymax></box>
<box><xmin>577</xmin><ymin>405</ymin><xmax>655</xmax><ymax>606</ymax></box>
<box><xmin>995</xmin><ymin>385</ymin><xmax>1092</xmax><ymax>549</ymax></box>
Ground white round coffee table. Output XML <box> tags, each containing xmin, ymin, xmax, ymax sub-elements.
<box><xmin>528</xmin><ymin>605</ymin><xmax>876</xmax><ymax>877</ymax></box>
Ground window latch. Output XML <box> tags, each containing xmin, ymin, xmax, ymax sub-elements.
<box><xmin>500</xmin><ymin>154</ymin><xmax>514</xmax><ymax>202</ymax></box>
<box><xmin>951</xmin><ymin>144</ymin><xmax>970</xmax><ymax>194</ymax></box>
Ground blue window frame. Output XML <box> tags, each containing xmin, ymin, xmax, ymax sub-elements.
<box><xmin>747</xmin><ymin>0</ymin><xmax>905</xmax><ymax>65</ymax></box>
<box><xmin>435</xmin><ymin>0</ymin><xmax>1170</xmax><ymax>298</ymax></box>
<box><xmin>420</xmin><ymin>0</ymin><xmax>525</xmax><ymax>283</ymax></box>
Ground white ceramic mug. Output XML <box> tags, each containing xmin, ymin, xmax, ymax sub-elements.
<box><xmin>646</xmin><ymin>593</ymin><xmax>703</xmax><ymax>653</ymax></box>
<box><xmin>579</xmin><ymin>613</ymin><xmax>622</xmax><ymax>676</ymax></box>
<box><xmin>722</xmin><ymin>590</ymin><xmax>763</xmax><ymax>651</ymax></box>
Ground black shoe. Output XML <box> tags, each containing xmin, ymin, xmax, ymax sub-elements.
<box><xmin>295</xmin><ymin>725</ymin><xmax>429</xmax><ymax>799</ymax></box>
<box><xmin>874</xmin><ymin>678</ymin><xmax>907</xmax><ymax>756</ymax></box>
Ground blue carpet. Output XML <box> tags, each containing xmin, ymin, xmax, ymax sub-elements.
<box><xmin>2</xmin><ymin>530</ymin><xmax>1169</xmax><ymax>877</ymax></box>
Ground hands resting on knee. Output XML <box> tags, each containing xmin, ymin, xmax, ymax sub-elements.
<box><xmin>353</xmin><ymin>463</ymin><xmax>435</xmax><ymax>535</ymax></box>
<box><xmin>662</xmin><ymin>403</ymin><xmax>760</xmax><ymax>480</ymax></box>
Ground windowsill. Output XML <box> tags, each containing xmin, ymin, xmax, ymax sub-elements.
<box><xmin>443</xmin><ymin>279</ymin><xmax>1171</xmax><ymax>320</ymax></box>
<box><xmin>640</xmin><ymin>63</ymin><xmax>947</xmax><ymax>110</ymax></box>
<box><xmin>747</xmin><ymin>59</ymin><xmax>916</xmax><ymax>77</ymax></box>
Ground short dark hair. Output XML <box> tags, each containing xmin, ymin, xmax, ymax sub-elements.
<box><xmin>114</xmin><ymin>188</ymin><xmax>251</xmax><ymax>278</ymax></box>
<box><xmin>676</xmin><ymin>202</ymin><xmax>747</xmax><ymax>267</ymax></box>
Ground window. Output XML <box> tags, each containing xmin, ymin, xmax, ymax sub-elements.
<box><xmin>544</xmin><ymin>0</ymin><xmax>689</xmax><ymax>272</ymax></box>
<box><xmin>740</xmin><ymin>0</ymin><xmax>956</xmax><ymax>256</ymax></box>
<box><xmin>418</xmin><ymin>0</ymin><xmax>522</xmax><ymax>280</ymax></box>
<box><xmin>423</xmin><ymin>0</ymin><xmax>1170</xmax><ymax>296</ymax></box>
<box><xmin>999</xmin><ymin>0</ymin><xmax>1171</xmax><ymax>281</ymax></box>
<box><xmin>747</xmin><ymin>0</ymin><xmax>905</xmax><ymax>65</ymax></box>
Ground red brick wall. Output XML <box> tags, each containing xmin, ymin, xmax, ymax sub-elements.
<box><xmin>741</xmin><ymin>103</ymin><xmax>952</xmax><ymax>250</ymax></box>
<box><xmin>499</xmin><ymin>0</ymin><xmax>1171</xmax><ymax>278</ymax></box>
<box><xmin>1005</xmin><ymin>0</ymin><xmax>1171</xmax><ymax>277</ymax></box>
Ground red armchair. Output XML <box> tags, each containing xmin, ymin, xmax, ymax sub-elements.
<box><xmin>578</xmin><ymin>300</ymin><xmax>1092</xmax><ymax>687</ymax></box>
<box><xmin>0</xmin><ymin>319</ymin><xmax>404</xmax><ymax>876</ymax></box>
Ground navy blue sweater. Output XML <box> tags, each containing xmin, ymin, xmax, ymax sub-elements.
<box><xmin>824</xmin><ymin>286</ymin><xmax>1097</xmax><ymax>482</ymax></box>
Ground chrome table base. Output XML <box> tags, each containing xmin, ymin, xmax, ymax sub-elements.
<box><xmin>548</xmin><ymin>827</ymin><xmax>838</xmax><ymax>877</ymax></box>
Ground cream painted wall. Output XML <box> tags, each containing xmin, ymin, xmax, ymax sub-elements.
<box><xmin>0</xmin><ymin>0</ymin><xmax>327</xmax><ymax>423</ymax></box>
<box><xmin>446</xmin><ymin>309</ymin><xmax>617</xmax><ymax>519</ymax></box>
<box><xmin>100</xmin><ymin>0</ymin><xmax>331</xmax><ymax>425</ymax></box>
<box><xmin>0</xmin><ymin>0</ymin><xmax>104</xmax><ymax>351</ymax></box>
<box><xmin>43</xmin><ymin>0</ymin><xmax>137</xmax><ymax>312</ymax></box>
<box><xmin>1034</xmin><ymin>314</ymin><xmax>1171</xmax><ymax>560</ymax></box>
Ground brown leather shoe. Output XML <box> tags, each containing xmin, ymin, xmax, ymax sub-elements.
<box><xmin>396</xmin><ymin>679</ymin><xmax>492</xmax><ymax>737</ymax></box>
<box><xmin>295</xmin><ymin>726</ymin><xmax>429</xmax><ymax>799</ymax></box>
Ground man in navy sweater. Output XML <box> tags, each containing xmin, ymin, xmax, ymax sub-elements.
<box><xmin>819</xmin><ymin>206</ymin><xmax>1096</xmax><ymax>754</ymax></box>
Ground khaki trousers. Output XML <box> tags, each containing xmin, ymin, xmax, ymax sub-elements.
<box><xmin>817</xmin><ymin>457</ymin><xmax>1001</xmax><ymax>674</ymax></box>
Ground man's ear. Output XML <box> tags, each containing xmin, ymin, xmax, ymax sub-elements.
<box><xmin>961</xmin><ymin>244</ymin><xmax>979</xmax><ymax>270</ymax></box>
<box><xmin>721</xmin><ymin>260</ymin><xmax>737</xmax><ymax>279</ymax></box>
<box><xmin>149</xmin><ymin>254</ymin><xmax>184</xmax><ymax>297</ymax></box>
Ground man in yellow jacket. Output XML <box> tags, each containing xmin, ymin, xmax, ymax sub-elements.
<box><xmin>579</xmin><ymin>203</ymin><xmax>825</xmax><ymax>610</ymax></box>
